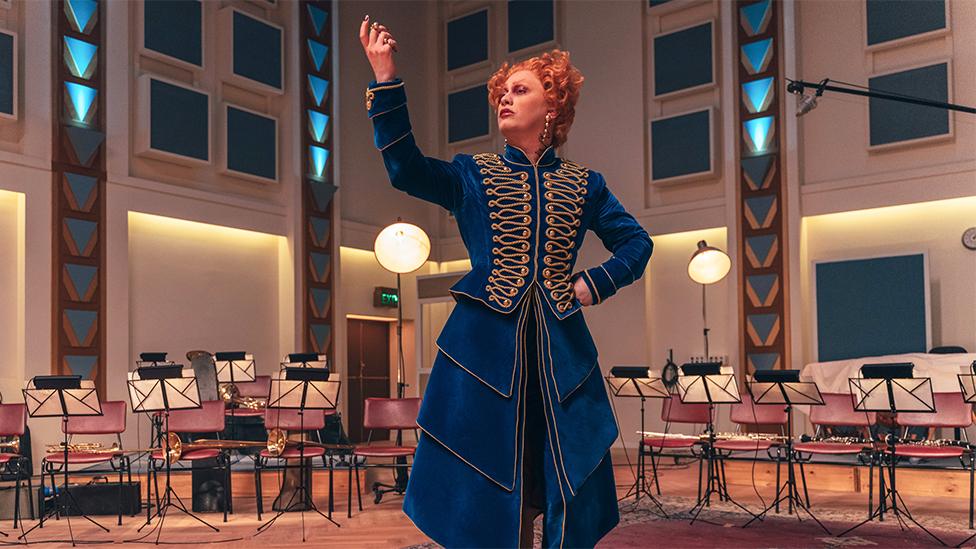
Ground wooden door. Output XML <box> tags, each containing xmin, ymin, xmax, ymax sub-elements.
<box><xmin>346</xmin><ymin>318</ymin><xmax>391</xmax><ymax>443</ymax></box>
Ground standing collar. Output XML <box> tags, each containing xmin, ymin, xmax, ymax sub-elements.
<box><xmin>503</xmin><ymin>143</ymin><xmax>558</xmax><ymax>167</ymax></box>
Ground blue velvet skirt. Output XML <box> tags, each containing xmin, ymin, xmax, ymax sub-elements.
<box><xmin>403</xmin><ymin>289</ymin><xmax>619</xmax><ymax>548</ymax></box>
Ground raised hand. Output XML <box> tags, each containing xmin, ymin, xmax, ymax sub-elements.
<box><xmin>359</xmin><ymin>15</ymin><xmax>398</xmax><ymax>83</ymax></box>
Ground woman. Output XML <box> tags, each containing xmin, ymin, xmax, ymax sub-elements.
<box><xmin>359</xmin><ymin>16</ymin><xmax>652</xmax><ymax>549</ymax></box>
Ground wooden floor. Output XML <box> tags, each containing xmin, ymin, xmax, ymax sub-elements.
<box><xmin>6</xmin><ymin>456</ymin><xmax>973</xmax><ymax>548</ymax></box>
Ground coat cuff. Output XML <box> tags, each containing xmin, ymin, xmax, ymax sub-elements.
<box><xmin>366</xmin><ymin>79</ymin><xmax>411</xmax><ymax>150</ymax></box>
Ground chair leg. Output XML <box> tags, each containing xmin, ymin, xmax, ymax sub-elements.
<box><xmin>355</xmin><ymin>460</ymin><xmax>363</xmax><ymax>511</ymax></box>
<box><xmin>39</xmin><ymin>465</ymin><xmax>46</xmax><ymax>529</ymax></box>
<box><xmin>969</xmin><ymin>453</ymin><xmax>974</xmax><ymax>530</ymax></box>
<box><xmin>775</xmin><ymin>455</ymin><xmax>782</xmax><ymax>514</ymax></box>
<box><xmin>649</xmin><ymin>448</ymin><xmax>662</xmax><ymax>495</ymax></box>
<box><xmin>13</xmin><ymin>464</ymin><xmax>21</xmax><ymax>529</ymax></box>
<box><xmin>27</xmin><ymin>461</ymin><xmax>35</xmax><ymax>520</ymax></box>
<box><xmin>326</xmin><ymin>455</ymin><xmax>334</xmax><ymax>519</ymax></box>
<box><xmin>347</xmin><ymin>459</ymin><xmax>353</xmax><ymax>519</ymax></box>
<box><xmin>255</xmin><ymin>458</ymin><xmax>263</xmax><ymax>521</ymax></box>
<box><xmin>118</xmin><ymin>459</ymin><xmax>124</xmax><ymax>526</ymax></box>
<box><xmin>223</xmin><ymin>454</ymin><xmax>229</xmax><ymax>523</ymax></box>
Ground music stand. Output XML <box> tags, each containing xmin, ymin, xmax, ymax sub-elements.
<box><xmin>255</xmin><ymin>368</ymin><xmax>341</xmax><ymax>541</ymax></box>
<box><xmin>742</xmin><ymin>370</ymin><xmax>829</xmax><ymax>534</ymax></box>
<box><xmin>676</xmin><ymin>363</ymin><xmax>758</xmax><ymax>523</ymax></box>
<box><xmin>215</xmin><ymin>351</ymin><xmax>255</xmax><ymax>418</ymax></box>
<box><xmin>20</xmin><ymin>375</ymin><xmax>108</xmax><ymax>546</ymax></box>
<box><xmin>605</xmin><ymin>366</ymin><xmax>670</xmax><ymax>517</ymax></box>
<box><xmin>839</xmin><ymin>363</ymin><xmax>943</xmax><ymax>546</ymax></box>
<box><xmin>955</xmin><ymin>362</ymin><xmax>976</xmax><ymax>547</ymax></box>
<box><xmin>126</xmin><ymin>365</ymin><xmax>216</xmax><ymax>544</ymax></box>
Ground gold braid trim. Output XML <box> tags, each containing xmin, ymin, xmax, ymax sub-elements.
<box><xmin>475</xmin><ymin>153</ymin><xmax>531</xmax><ymax>309</ymax></box>
<box><xmin>542</xmin><ymin>160</ymin><xmax>589</xmax><ymax>312</ymax></box>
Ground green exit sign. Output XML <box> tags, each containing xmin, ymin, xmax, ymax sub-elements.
<box><xmin>374</xmin><ymin>287</ymin><xmax>399</xmax><ymax>308</ymax></box>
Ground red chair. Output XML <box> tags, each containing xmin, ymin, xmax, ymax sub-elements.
<box><xmin>254</xmin><ymin>407</ymin><xmax>332</xmax><ymax>520</ymax></box>
<box><xmin>224</xmin><ymin>376</ymin><xmax>271</xmax><ymax>418</ymax></box>
<box><xmin>0</xmin><ymin>403</ymin><xmax>32</xmax><ymax>527</ymax></box>
<box><xmin>793</xmin><ymin>393</ymin><xmax>877</xmax><ymax>511</ymax></box>
<box><xmin>641</xmin><ymin>395</ymin><xmax>711</xmax><ymax>496</ymax></box>
<box><xmin>149</xmin><ymin>400</ymin><xmax>230</xmax><ymax>522</ymax></box>
<box><xmin>349</xmin><ymin>398</ymin><xmax>420</xmax><ymax>517</ymax></box>
<box><xmin>713</xmin><ymin>392</ymin><xmax>789</xmax><ymax>509</ymax></box>
<box><xmin>894</xmin><ymin>392</ymin><xmax>974</xmax><ymax>528</ymax></box>
<box><xmin>42</xmin><ymin>400</ymin><xmax>131</xmax><ymax>526</ymax></box>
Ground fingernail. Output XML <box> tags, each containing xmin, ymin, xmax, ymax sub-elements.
<box><xmin>365</xmin><ymin>14</ymin><xmax>369</xmax><ymax>20</ymax></box>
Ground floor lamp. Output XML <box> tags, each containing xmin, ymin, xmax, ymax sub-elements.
<box><xmin>372</xmin><ymin>220</ymin><xmax>430</xmax><ymax>499</ymax></box>
<box><xmin>687</xmin><ymin>240</ymin><xmax>731</xmax><ymax>360</ymax></box>
<box><xmin>374</xmin><ymin>220</ymin><xmax>431</xmax><ymax>399</ymax></box>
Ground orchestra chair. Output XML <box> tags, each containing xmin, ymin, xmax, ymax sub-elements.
<box><xmin>224</xmin><ymin>375</ymin><xmax>271</xmax><ymax>419</ymax></box>
<box><xmin>42</xmin><ymin>400</ymin><xmax>131</xmax><ymax>526</ymax></box>
<box><xmin>641</xmin><ymin>395</ymin><xmax>711</xmax><ymax>498</ymax></box>
<box><xmin>348</xmin><ymin>398</ymin><xmax>420</xmax><ymax>517</ymax></box>
<box><xmin>793</xmin><ymin>393</ymin><xmax>877</xmax><ymax>515</ymax></box>
<box><xmin>0</xmin><ymin>403</ymin><xmax>33</xmax><ymax>527</ymax></box>
<box><xmin>712</xmin><ymin>392</ymin><xmax>788</xmax><ymax>508</ymax></box>
<box><xmin>149</xmin><ymin>400</ymin><xmax>231</xmax><ymax>522</ymax></box>
<box><xmin>254</xmin><ymin>407</ymin><xmax>331</xmax><ymax>520</ymax></box>
<box><xmin>893</xmin><ymin>392</ymin><xmax>974</xmax><ymax>528</ymax></box>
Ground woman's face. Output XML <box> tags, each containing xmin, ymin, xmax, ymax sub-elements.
<box><xmin>496</xmin><ymin>69</ymin><xmax>550</xmax><ymax>145</ymax></box>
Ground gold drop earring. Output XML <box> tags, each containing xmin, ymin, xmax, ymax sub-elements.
<box><xmin>540</xmin><ymin>113</ymin><xmax>552</xmax><ymax>145</ymax></box>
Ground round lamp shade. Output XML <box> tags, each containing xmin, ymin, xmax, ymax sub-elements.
<box><xmin>688</xmin><ymin>240</ymin><xmax>731</xmax><ymax>285</ymax></box>
<box><xmin>374</xmin><ymin>222</ymin><xmax>431</xmax><ymax>274</ymax></box>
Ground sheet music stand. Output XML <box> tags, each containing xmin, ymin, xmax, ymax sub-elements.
<box><xmin>126</xmin><ymin>365</ymin><xmax>216</xmax><ymax>544</ymax></box>
<box><xmin>215</xmin><ymin>351</ymin><xmax>255</xmax><ymax>418</ymax></box>
<box><xmin>20</xmin><ymin>375</ymin><xmax>108</xmax><ymax>546</ymax></box>
<box><xmin>255</xmin><ymin>368</ymin><xmax>341</xmax><ymax>541</ymax></box>
<box><xmin>839</xmin><ymin>364</ymin><xmax>943</xmax><ymax>546</ymax></box>
<box><xmin>676</xmin><ymin>364</ymin><xmax>757</xmax><ymax>524</ymax></box>
<box><xmin>605</xmin><ymin>366</ymin><xmax>670</xmax><ymax>516</ymax></box>
<box><xmin>742</xmin><ymin>370</ymin><xmax>829</xmax><ymax>534</ymax></box>
<box><xmin>955</xmin><ymin>364</ymin><xmax>976</xmax><ymax>546</ymax></box>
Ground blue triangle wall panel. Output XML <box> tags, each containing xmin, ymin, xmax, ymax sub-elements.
<box><xmin>64</xmin><ymin>263</ymin><xmax>97</xmax><ymax>302</ymax></box>
<box><xmin>742</xmin><ymin>155</ymin><xmax>775</xmax><ymax>190</ymax></box>
<box><xmin>63</xmin><ymin>218</ymin><xmax>97</xmax><ymax>256</ymax></box>
<box><xmin>309</xmin><ymin>287</ymin><xmax>331</xmax><ymax>318</ymax></box>
<box><xmin>307</xmin><ymin>5</ymin><xmax>328</xmax><ymax>36</ymax></box>
<box><xmin>63</xmin><ymin>309</ymin><xmax>97</xmax><ymax>346</ymax></box>
<box><xmin>309</xmin><ymin>252</ymin><xmax>331</xmax><ymax>283</ymax></box>
<box><xmin>309</xmin><ymin>216</ymin><xmax>330</xmax><ymax>247</ymax></box>
<box><xmin>64</xmin><ymin>355</ymin><xmax>97</xmax><ymax>379</ymax></box>
<box><xmin>747</xmin><ymin>313</ymin><xmax>780</xmax><ymax>347</ymax></box>
<box><xmin>744</xmin><ymin>195</ymin><xmax>778</xmax><ymax>229</ymax></box>
<box><xmin>309</xmin><ymin>323</ymin><xmax>332</xmax><ymax>354</ymax></box>
<box><xmin>63</xmin><ymin>173</ymin><xmax>97</xmax><ymax>212</ymax></box>
<box><xmin>63</xmin><ymin>126</ymin><xmax>104</xmax><ymax>167</ymax></box>
<box><xmin>746</xmin><ymin>273</ymin><xmax>779</xmax><ymax>307</ymax></box>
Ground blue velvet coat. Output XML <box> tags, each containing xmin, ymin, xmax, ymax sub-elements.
<box><xmin>367</xmin><ymin>79</ymin><xmax>653</xmax><ymax>548</ymax></box>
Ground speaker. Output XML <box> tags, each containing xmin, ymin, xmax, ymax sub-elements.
<box><xmin>50</xmin><ymin>481</ymin><xmax>141</xmax><ymax>516</ymax></box>
<box><xmin>191</xmin><ymin>458</ymin><xmax>232</xmax><ymax>513</ymax></box>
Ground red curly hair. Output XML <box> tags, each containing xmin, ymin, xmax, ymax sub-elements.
<box><xmin>487</xmin><ymin>49</ymin><xmax>584</xmax><ymax>150</ymax></box>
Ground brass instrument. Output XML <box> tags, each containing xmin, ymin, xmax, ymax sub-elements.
<box><xmin>639</xmin><ymin>431</ymin><xmax>791</xmax><ymax>443</ymax></box>
<box><xmin>798</xmin><ymin>435</ymin><xmax>870</xmax><ymax>445</ymax></box>
<box><xmin>45</xmin><ymin>441</ymin><xmax>115</xmax><ymax>454</ymax></box>
<box><xmin>219</xmin><ymin>383</ymin><xmax>267</xmax><ymax>411</ymax></box>
<box><xmin>264</xmin><ymin>428</ymin><xmax>352</xmax><ymax>457</ymax></box>
<box><xmin>0</xmin><ymin>436</ymin><xmax>19</xmax><ymax>454</ymax></box>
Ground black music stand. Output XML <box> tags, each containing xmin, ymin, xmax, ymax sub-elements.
<box><xmin>127</xmin><ymin>365</ymin><xmax>217</xmax><ymax>544</ymax></box>
<box><xmin>21</xmin><ymin>375</ymin><xmax>108</xmax><ymax>546</ymax></box>
<box><xmin>255</xmin><ymin>367</ymin><xmax>341</xmax><ymax>541</ymax></box>
<box><xmin>605</xmin><ymin>366</ymin><xmax>670</xmax><ymax>516</ymax></box>
<box><xmin>135</xmin><ymin>353</ymin><xmax>175</xmax><ymax>449</ymax></box>
<box><xmin>742</xmin><ymin>370</ymin><xmax>829</xmax><ymax>534</ymax></box>
<box><xmin>839</xmin><ymin>363</ymin><xmax>943</xmax><ymax>546</ymax></box>
<box><xmin>215</xmin><ymin>351</ymin><xmax>255</xmax><ymax>418</ymax></box>
<box><xmin>954</xmin><ymin>364</ymin><xmax>976</xmax><ymax>547</ymax></box>
<box><xmin>677</xmin><ymin>363</ymin><xmax>758</xmax><ymax>524</ymax></box>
